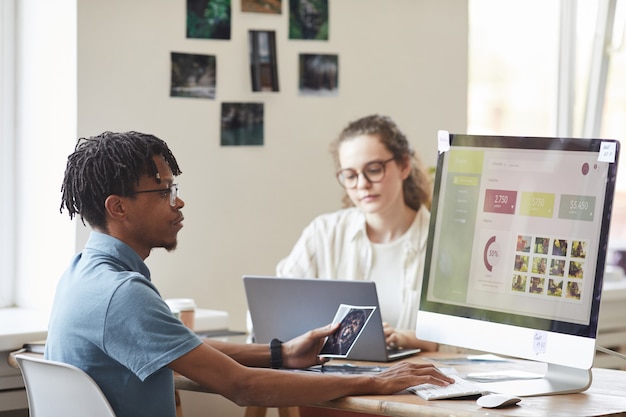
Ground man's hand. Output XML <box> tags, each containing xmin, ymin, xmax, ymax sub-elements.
<box><xmin>281</xmin><ymin>323</ymin><xmax>340</xmax><ymax>369</ymax></box>
<box><xmin>371</xmin><ymin>362</ymin><xmax>455</xmax><ymax>394</ymax></box>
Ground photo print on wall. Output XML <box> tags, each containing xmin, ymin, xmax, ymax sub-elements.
<box><xmin>249</xmin><ymin>30</ymin><xmax>279</xmax><ymax>92</ymax></box>
<box><xmin>221</xmin><ymin>102</ymin><xmax>264</xmax><ymax>146</ymax></box>
<box><xmin>170</xmin><ymin>52</ymin><xmax>216</xmax><ymax>99</ymax></box>
<box><xmin>187</xmin><ymin>0</ymin><xmax>231</xmax><ymax>40</ymax></box>
<box><xmin>242</xmin><ymin>0</ymin><xmax>282</xmax><ymax>14</ymax></box>
<box><xmin>289</xmin><ymin>0</ymin><xmax>328</xmax><ymax>40</ymax></box>
<box><xmin>299</xmin><ymin>53</ymin><xmax>338</xmax><ymax>96</ymax></box>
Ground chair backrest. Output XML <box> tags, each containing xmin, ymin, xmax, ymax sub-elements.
<box><xmin>15</xmin><ymin>354</ymin><xmax>116</xmax><ymax>417</ymax></box>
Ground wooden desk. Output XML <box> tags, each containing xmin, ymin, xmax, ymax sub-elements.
<box><xmin>173</xmin><ymin>353</ymin><xmax>626</xmax><ymax>417</ymax></box>
<box><xmin>11</xmin><ymin>350</ymin><xmax>626</xmax><ymax>416</ymax></box>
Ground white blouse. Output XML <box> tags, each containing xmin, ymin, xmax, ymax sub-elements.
<box><xmin>276</xmin><ymin>206</ymin><xmax>430</xmax><ymax>330</ymax></box>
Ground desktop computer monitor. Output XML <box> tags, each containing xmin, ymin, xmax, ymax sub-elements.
<box><xmin>416</xmin><ymin>133</ymin><xmax>620</xmax><ymax>396</ymax></box>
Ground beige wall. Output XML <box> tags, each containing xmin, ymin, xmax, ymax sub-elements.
<box><xmin>76</xmin><ymin>0</ymin><xmax>468</xmax><ymax>332</ymax></box>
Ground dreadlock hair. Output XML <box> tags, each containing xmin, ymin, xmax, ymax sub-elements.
<box><xmin>60</xmin><ymin>131</ymin><xmax>182</xmax><ymax>230</ymax></box>
<box><xmin>329</xmin><ymin>114</ymin><xmax>432</xmax><ymax>211</ymax></box>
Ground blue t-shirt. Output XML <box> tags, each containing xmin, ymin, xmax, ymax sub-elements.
<box><xmin>45</xmin><ymin>232</ymin><xmax>202</xmax><ymax>417</ymax></box>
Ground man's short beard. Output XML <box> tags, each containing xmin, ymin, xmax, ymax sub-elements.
<box><xmin>163</xmin><ymin>240</ymin><xmax>178</xmax><ymax>252</ymax></box>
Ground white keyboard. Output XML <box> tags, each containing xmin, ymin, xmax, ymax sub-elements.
<box><xmin>408</xmin><ymin>375</ymin><xmax>487</xmax><ymax>400</ymax></box>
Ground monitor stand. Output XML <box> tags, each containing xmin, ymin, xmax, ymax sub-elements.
<box><xmin>475</xmin><ymin>364</ymin><xmax>592</xmax><ymax>397</ymax></box>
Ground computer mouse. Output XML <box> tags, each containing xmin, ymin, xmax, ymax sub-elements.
<box><xmin>476</xmin><ymin>393</ymin><xmax>521</xmax><ymax>408</ymax></box>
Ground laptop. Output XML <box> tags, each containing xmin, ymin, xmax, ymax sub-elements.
<box><xmin>243</xmin><ymin>275</ymin><xmax>420</xmax><ymax>362</ymax></box>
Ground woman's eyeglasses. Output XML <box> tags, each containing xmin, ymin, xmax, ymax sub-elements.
<box><xmin>336</xmin><ymin>158</ymin><xmax>395</xmax><ymax>189</ymax></box>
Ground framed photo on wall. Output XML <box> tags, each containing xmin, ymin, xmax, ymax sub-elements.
<box><xmin>289</xmin><ymin>0</ymin><xmax>328</xmax><ymax>40</ymax></box>
<box><xmin>298</xmin><ymin>53</ymin><xmax>338</xmax><ymax>96</ymax></box>
<box><xmin>170</xmin><ymin>52</ymin><xmax>216</xmax><ymax>99</ymax></box>
<box><xmin>220</xmin><ymin>102</ymin><xmax>264</xmax><ymax>146</ymax></box>
<box><xmin>242</xmin><ymin>0</ymin><xmax>281</xmax><ymax>14</ymax></box>
<box><xmin>249</xmin><ymin>30</ymin><xmax>279</xmax><ymax>92</ymax></box>
<box><xmin>187</xmin><ymin>0</ymin><xmax>232</xmax><ymax>40</ymax></box>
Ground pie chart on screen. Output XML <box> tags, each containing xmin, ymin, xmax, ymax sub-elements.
<box><xmin>483</xmin><ymin>235</ymin><xmax>501</xmax><ymax>272</ymax></box>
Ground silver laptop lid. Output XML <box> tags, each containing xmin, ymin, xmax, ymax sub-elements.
<box><xmin>244</xmin><ymin>275</ymin><xmax>396</xmax><ymax>361</ymax></box>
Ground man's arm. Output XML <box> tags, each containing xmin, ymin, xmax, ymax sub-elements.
<box><xmin>201</xmin><ymin>324</ymin><xmax>336</xmax><ymax>368</ymax></box>
<box><xmin>169</xmin><ymin>342</ymin><xmax>454</xmax><ymax>407</ymax></box>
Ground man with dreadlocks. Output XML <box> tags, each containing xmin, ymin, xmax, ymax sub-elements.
<box><xmin>44</xmin><ymin>131</ymin><xmax>453</xmax><ymax>417</ymax></box>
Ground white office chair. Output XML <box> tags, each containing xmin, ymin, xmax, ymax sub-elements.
<box><xmin>15</xmin><ymin>354</ymin><xmax>116</xmax><ymax>417</ymax></box>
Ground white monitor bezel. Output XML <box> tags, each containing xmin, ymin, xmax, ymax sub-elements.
<box><xmin>416</xmin><ymin>134</ymin><xmax>620</xmax><ymax>395</ymax></box>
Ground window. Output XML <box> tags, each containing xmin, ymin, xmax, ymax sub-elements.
<box><xmin>1</xmin><ymin>0</ymin><xmax>77</xmax><ymax>311</ymax></box>
<box><xmin>0</xmin><ymin>0</ymin><xmax>16</xmax><ymax>307</ymax></box>
<box><xmin>600</xmin><ymin>1</ymin><xmax>626</xmax><ymax>243</ymax></box>
<box><xmin>468</xmin><ymin>0</ymin><xmax>560</xmax><ymax>136</ymax></box>
<box><xmin>468</xmin><ymin>0</ymin><xmax>626</xmax><ymax>242</ymax></box>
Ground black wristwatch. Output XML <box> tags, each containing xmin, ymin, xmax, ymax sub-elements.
<box><xmin>270</xmin><ymin>338</ymin><xmax>283</xmax><ymax>369</ymax></box>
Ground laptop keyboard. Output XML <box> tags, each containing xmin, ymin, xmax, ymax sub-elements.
<box><xmin>408</xmin><ymin>375</ymin><xmax>486</xmax><ymax>400</ymax></box>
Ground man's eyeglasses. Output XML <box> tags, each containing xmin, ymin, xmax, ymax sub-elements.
<box><xmin>336</xmin><ymin>158</ymin><xmax>396</xmax><ymax>189</ymax></box>
<box><xmin>127</xmin><ymin>184</ymin><xmax>179</xmax><ymax>207</ymax></box>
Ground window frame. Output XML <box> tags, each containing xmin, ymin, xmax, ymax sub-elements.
<box><xmin>0</xmin><ymin>0</ymin><xmax>16</xmax><ymax>307</ymax></box>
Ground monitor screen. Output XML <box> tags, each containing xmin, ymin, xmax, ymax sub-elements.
<box><xmin>416</xmin><ymin>133</ymin><xmax>620</xmax><ymax>396</ymax></box>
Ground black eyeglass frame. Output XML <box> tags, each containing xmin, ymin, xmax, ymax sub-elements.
<box><xmin>126</xmin><ymin>183</ymin><xmax>179</xmax><ymax>207</ymax></box>
<box><xmin>336</xmin><ymin>157</ymin><xmax>396</xmax><ymax>189</ymax></box>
